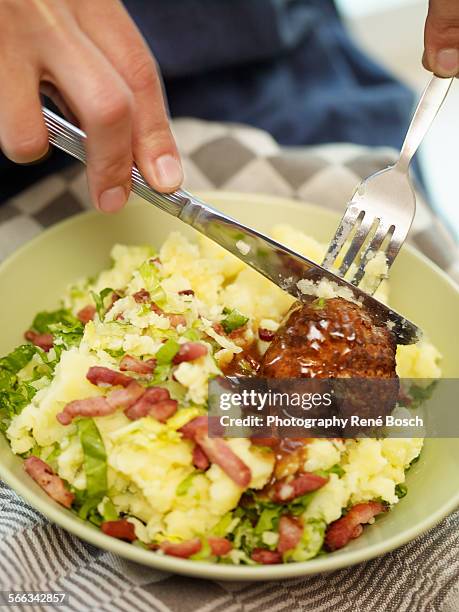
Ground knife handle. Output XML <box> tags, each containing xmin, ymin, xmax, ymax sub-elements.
<box><xmin>42</xmin><ymin>106</ymin><xmax>192</xmax><ymax>218</ymax></box>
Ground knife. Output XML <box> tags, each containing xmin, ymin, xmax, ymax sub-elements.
<box><xmin>42</xmin><ymin>106</ymin><xmax>420</xmax><ymax>345</ymax></box>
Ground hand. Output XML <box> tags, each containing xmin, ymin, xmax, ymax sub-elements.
<box><xmin>424</xmin><ymin>0</ymin><xmax>459</xmax><ymax>77</ymax></box>
<box><xmin>0</xmin><ymin>0</ymin><xmax>183</xmax><ymax>212</ymax></box>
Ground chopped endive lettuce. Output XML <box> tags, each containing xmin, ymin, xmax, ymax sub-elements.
<box><xmin>155</xmin><ymin>338</ymin><xmax>180</xmax><ymax>365</ymax></box>
<box><xmin>190</xmin><ymin>538</ymin><xmax>212</xmax><ymax>561</ymax></box>
<box><xmin>138</xmin><ymin>259</ymin><xmax>159</xmax><ymax>286</ymax></box>
<box><xmin>28</xmin><ymin>307</ymin><xmax>84</xmax><ymax>350</ymax></box>
<box><xmin>254</xmin><ymin>507</ymin><xmax>280</xmax><ymax>535</ymax></box>
<box><xmin>32</xmin><ymin>309</ymin><xmax>79</xmax><ymax>334</ymax></box>
<box><xmin>183</xmin><ymin>328</ymin><xmax>200</xmax><ymax>341</ymax></box>
<box><xmin>99</xmin><ymin>497</ymin><xmax>119</xmax><ymax>522</ymax></box>
<box><xmin>91</xmin><ymin>287</ymin><xmax>114</xmax><ymax>318</ymax></box>
<box><xmin>212</xmin><ymin>512</ymin><xmax>238</xmax><ymax>538</ymax></box>
<box><xmin>77</xmin><ymin>418</ymin><xmax>107</xmax><ymax>519</ymax></box>
<box><xmin>176</xmin><ymin>472</ymin><xmax>199</xmax><ymax>496</ymax></box>
<box><xmin>283</xmin><ymin>519</ymin><xmax>326</xmax><ymax>562</ymax></box>
<box><xmin>395</xmin><ymin>483</ymin><xmax>408</xmax><ymax>499</ymax></box>
<box><xmin>0</xmin><ymin>345</ymin><xmax>41</xmax><ymax>432</ymax></box>
<box><xmin>0</xmin><ymin>344</ymin><xmax>39</xmax><ymax>374</ymax></box>
<box><xmin>221</xmin><ymin>308</ymin><xmax>249</xmax><ymax>334</ymax></box>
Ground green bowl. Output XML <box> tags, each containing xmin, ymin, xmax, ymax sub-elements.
<box><xmin>1</xmin><ymin>191</ymin><xmax>458</xmax><ymax>581</ymax></box>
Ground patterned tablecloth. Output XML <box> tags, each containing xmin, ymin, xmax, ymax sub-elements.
<box><xmin>0</xmin><ymin>119</ymin><xmax>458</xmax><ymax>612</ymax></box>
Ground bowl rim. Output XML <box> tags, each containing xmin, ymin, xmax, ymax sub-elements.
<box><xmin>1</xmin><ymin>190</ymin><xmax>458</xmax><ymax>581</ymax></box>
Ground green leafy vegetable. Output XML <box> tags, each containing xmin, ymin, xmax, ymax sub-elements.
<box><xmin>91</xmin><ymin>288</ymin><xmax>114</xmax><ymax>319</ymax></box>
<box><xmin>139</xmin><ymin>260</ymin><xmax>158</xmax><ymax>284</ymax></box>
<box><xmin>28</xmin><ymin>308</ymin><xmax>84</xmax><ymax>350</ymax></box>
<box><xmin>283</xmin><ymin>519</ymin><xmax>326</xmax><ymax>562</ymax></box>
<box><xmin>155</xmin><ymin>339</ymin><xmax>180</xmax><ymax>365</ymax></box>
<box><xmin>212</xmin><ymin>512</ymin><xmax>235</xmax><ymax>538</ymax></box>
<box><xmin>100</xmin><ymin>498</ymin><xmax>119</xmax><ymax>522</ymax></box>
<box><xmin>320</xmin><ymin>464</ymin><xmax>345</xmax><ymax>478</ymax></box>
<box><xmin>190</xmin><ymin>538</ymin><xmax>212</xmax><ymax>561</ymax></box>
<box><xmin>254</xmin><ymin>507</ymin><xmax>280</xmax><ymax>535</ymax></box>
<box><xmin>176</xmin><ymin>472</ymin><xmax>199</xmax><ymax>496</ymax></box>
<box><xmin>0</xmin><ymin>344</ymin><xmax>38</xmax><ymax>374</ymax></box>
<box><xmin>311</xmin><ymin>297</ymin><xmax>326</xmax><ymax>310</ymax></box>
<box><xmin>407</xmin><ymin>382</ymin><xmax>437</xmax><ymax>409</ymax></box>
<box><xmin>221</xmin><ymin>309</ymin><xmax>249</xmax><ymax>334</ymax></box>
<box><xmin>395</xmin><ymin>483</ymin><xmax>408</xmax><ymax>499</ymax></box>
<box><xmin>32</xmin><ymin>309</ymin><xmax>78</xmax><ymax>334</ymax></box>
<box><xmin>77</xmin><ymin>418</ymin><xmax>108</xmax><ymax>519</ymax></box>
<box><xmin>398</xmin><ymin>381</ymin><xmax>437</xmax><ymax>410</ymax></box>
<box><xmin>183</xmin><ymin>329</ymin><xmax>200</xmax><ymax>341</ymax></box>
<box><xmin>0</xmin><ymin>345</ymin><xmax>41</xmax><ymax>432</ymax></box>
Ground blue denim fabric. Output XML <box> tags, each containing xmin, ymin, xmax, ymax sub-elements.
<box><xmin>127</xmin><ymin>0</ymin><xmax>415</xmax><ymax>149</ymax></box>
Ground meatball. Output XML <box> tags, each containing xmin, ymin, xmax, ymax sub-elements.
<box><xmin>262</xmin><ymin>297</ymin><xmax>397</xmax><ymax>379</ymax></box>
<box><xmin>261</xmin><ymin>297</ymin><xmax>399</xmax><ymax>431</ymax></box>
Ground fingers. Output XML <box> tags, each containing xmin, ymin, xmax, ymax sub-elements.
<box><xmin>40</xmin><ymin>21</ymin><xmax>135</xmax><ymax>212</ymax></box>
<box><xmin>74</xmin><ymin>0</ymin><xmax>183</xmax><ymax>192</ymax></box>
<box><xmin>424</xmin><ymin>0</ymin><xmax>459</xmax><ymax>76</ymax></box>
<box><xmin>0</xmin><ymin>66</ymin><xmax>49</xmax><ymax>163</ymax></box>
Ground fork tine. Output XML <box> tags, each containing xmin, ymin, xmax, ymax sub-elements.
<box><xmin>384</xmin><ymin>226</ymin><xmax>408</xmax><ymax>270</ymax></box>
<box><xmin>321</xmin><ymin>205</ymin><xmax>361</xmax><ymax>270</ymax></box>
<box><xmin>348</xmin><ymin>222</ymin><xmax>393</xmax><ymax>286</ymax></box>
<box><xmin>338</xmin><ymin>213</ymin><xmax>375</xmax><ymax>276</ymax></box>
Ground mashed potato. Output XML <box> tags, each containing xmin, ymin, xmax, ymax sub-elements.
<box><xmin>4</xmin><ymin>225</ymin><xmax>441</xmax><ymax>563</ymax></box>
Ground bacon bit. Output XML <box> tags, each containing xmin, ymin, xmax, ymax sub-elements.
<box><xmin>24</xmin><ymin>457</ymin><xmax>74</xmax><ymax>508</ymax></box>
<box><xmin>168</xmin><ymin>314</ymin><xmax>187</xmax><ymax>328</ymax></box>
<box><xmin>179</xmin><ymin>289</ymin><xmax>194</xmax><ymax>296</ymax></box>
<box><xmin>212</xmin><ymin>323</ymin><xmax>225</xmax><ymax>336</ymax></box>
<box><xmin>324</xmin><ymin>502</ymin><xmax>387</xmax><ymax>552</ymax></box>
<box><xmin>150</xmin><ymin>257</ymin><xmax>162</xmax><ymax>268</ymax></box>
<box><xmin>150</xmin><ymin>302</ymin><xmax>164</xmax><ymax>315</ymax></box>
<box><xmin>149</xmin><ymin>399</ymin><xmax>178</xmax><ymax>422</ymax></box>
<box><xmin>133</xmin><ymin>289</ymin><xmax>150</xmax><ymax>303</ymax></box>
<box><xmin>107</xmin><ymin>381</ymin><xmax>145</xmax><ymax>410</ymax></box>
<box><xmin>120</xmin><ymin>354</ymin><xmax>156</xmax><ymax>375</ymax></box>
<box><xmin>77</xmin><ymin>305</ymin><xmax>96</xmax><ymax>324</ymax></box>
<box><xmin>195</xmin><ymin>433</ymin><xmax>252</xmax><ymax>488</ymax></box>
<box><xmin>57</xmin><ymin>396</ymin><xmax>113</xmax><ymax>426</ymax></box>
<box><xmin>192</xmin><ymin>444</ymin><xmax>210</xmax><ymax>470</ymax></box>
<box><xmin>251</xmin><ymin>548</ymin><xmax>282</xmax><ymax>564</ymax></box>
<box><xmin>250</xmin><ymin>437</ymin><xmax>278</xmax><ymax>448</ymax></box>
<box><xmin>160</xmin><ymin>538</ymin><xmax>202</xmax><ymax>558</ymax></box>
<box><xmin>24</xmin><ymin>330</ymin><xmax>53</xmax><ymax>352</ymax></box>
<box><xmin>208</xmin><ymin>537</ymin><xmax>232</xmax><ymax>556</ymax></box>
<box><xmin>179</xmin><ymin>417</ymin><xmax>251</xmax><ymax>487</ymax></box>
<box><xmin>179</xmin><ymin>416</ymin><xmax>208</xmax><ymax>439</ymax></box>
<box><xmin>124</xmin><ymin>386</ymin><xmax>170</xmax><ymax>420</ymax></box>
<box><xmin>173</xmin><ymin>342</ymin><xmax>208</xmax><ymax>364</ymax></box>
<box><xmin>87</xmin><ymin>366</ymin><xmax>134</xmax><ymax>388</ymax></box>
<box><xmin>258</xmin><ymin>328</ymin><xmax>275</xmax><ymax>342</ymax></box>
<box><xmin>271</xmin><ymin>472</ymin><xmax>329</xmax><ymax>503</ymax></box>
<box><xmin>229</xmin><ymin>327</ymin><xmax>247</xmax><ymax>340</ymax></box>
<box><xmin>277</xmin><ymin>516</ymin><xmax>303</xmax><ymax>554</ymax></box>
<box><xmin>101</xmin><ymin>520</ymin><xmax>137</xmax><ymax>542</ymax></box>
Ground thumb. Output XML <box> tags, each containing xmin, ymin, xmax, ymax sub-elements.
<box><xmin>424</xmin><ymin>0</ymin><xmax>459</xmax><ymax>76</ymax></box>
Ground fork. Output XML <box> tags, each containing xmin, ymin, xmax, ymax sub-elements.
<box><xmin>321</xmin><ymin>75</ymin><xmax>453</xmax><ymax>293</ymax></box>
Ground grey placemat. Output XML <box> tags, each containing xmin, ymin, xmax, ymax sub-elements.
<box><xmin>0</xmin><ymin>118</ymin><xmax>458</xmax><ymax>612</ymax></box>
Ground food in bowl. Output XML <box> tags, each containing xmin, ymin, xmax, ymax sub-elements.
<box><xmin>0</xmin><ymin>225</ymin><xmax>441</xmax><ymax>564</ymax></box>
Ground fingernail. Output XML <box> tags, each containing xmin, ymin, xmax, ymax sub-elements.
<box><xmin>98</xmin><ymin>186</ymin><xmax>127</xmax><ymax>213</ymax></box>
<box><xmin>435</xmin><ymin>48</ymin><xmax>459</xmax><ymax>76</ymax></box>
<box><xmin>153</xmin><ymin>154</ymin><xmax>183</xmax><ymax>190</ymax></box>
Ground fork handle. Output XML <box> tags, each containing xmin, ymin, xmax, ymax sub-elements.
<box><xmin>396</xmin><ymin>75</ymin><xmax>453</xmax><ymax>173</ymax></box>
